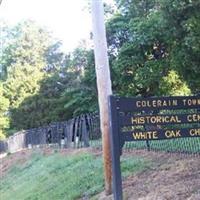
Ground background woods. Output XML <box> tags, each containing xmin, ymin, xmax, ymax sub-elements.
<box><xmin>0</xmin><ymin>0</ymin><xmax>200</xmax><ymax>138</ymax></box>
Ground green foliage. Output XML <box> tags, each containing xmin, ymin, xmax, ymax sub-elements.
<box><xmin>1</xmin><ymin>21</ymin><xmax>93</xmax><ymax>131</ymax></box>
<box><xmin>0</xmin><ymin>83</ymin><xmax>9</xmax><ymax>138</ymax></box>
<box><xmin>108</xmin><ymin>0</ymin><xmax>200</xmax><ymax>97</ymax></box>
<box><xmin>10</xmin><ymin>69</ymin><xmax>78</xmax><ymax>129</ymax></box>
<box><xmin>159</xmin><ymin>70</ymin><xmax>191</xmax><ymax>96</ymax></box>
<box><xmin>2</xmin><ymin>32</ymin><xmax>98</xmax><ymax>130</ymax></box>
<box><xmin>1</xmin><ymin>21</ymin><xmax>51</xmax><ymax>76</ymax></box>
<box><xmin>4</xmin><ymin>63</ymin><xmax>43</xmax><ymax>109</ymax></box>
<box><xmin>62</xmin><ymin>49</ymin><xmax>98</xmax><ymax>117</ymax></box>
<box><xmin>160</xmin><ymin>0</ymin><xmax>200</xmax><ymax>93</ymax></box>
<box><xmin>0</xmin><ymin>151</ymin><xmax>150</xmax><ymax>200</ymax></box>
<box><xmin>1</xmin><ymin>20</ymin><xmax>52</xmax><ymax>108</ymax></box>
<box><xmin>1</xmin><ymin>0</ymin><xmax>200</xmax><ymax>134</ymax></box>
<box><xmin>0</xmin><ymin>21</ymin><xmax>51</xmax><ymax>131</ymax></box>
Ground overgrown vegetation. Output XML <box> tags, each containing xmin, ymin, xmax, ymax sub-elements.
<box><xmin>0</xmin><ymin>0</ymin><xmax>200</xmax><ymax>137</ymax></box>
<box><xmin>0</xmin><ymin>150</ymin><xmax>151</xmax><ymax>200</ymax></box>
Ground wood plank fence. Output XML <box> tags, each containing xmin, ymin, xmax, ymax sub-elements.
<box><xmin>0</xmin><ymin>113</ymin><xmax>101</xmax><ymax>154</ymax></box>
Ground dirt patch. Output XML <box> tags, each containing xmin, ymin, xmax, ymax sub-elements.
<box><xmin>0</xmin><ymin>149</ymin><xmax>33</xmax><ymax>177</ymax></box>
<box><xmin>95</xmin><ymin>150</ymin><xmax>200</xmax><ymax>200</ymax></box>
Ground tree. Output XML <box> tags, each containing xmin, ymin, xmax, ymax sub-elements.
<box><xmin>106</xmin><ymin>0</ymin><xmax>200</xmax><ymax>97</ymax></box>
<box><xmin>0</xmin><ymin>83</ymin><xmax>9</xmax><ymax>139</ymax></box>
<box><xmin>2</xmin><ymin>0</ymin><xmax>199</xmax><ymax>136</ymax></box>
<box><xmin>2</xmin><ymin>21</ymin><xmax>52</xmax><ymax>107</ymax></box>
<box><xmin>63</xmin><ymin>48</ymin><xmax>98</xmax><ymax>117</ymax></box>
<box><xmin>1</xmin><ymin>20</ymin><xmax>98</xmax><ymax>132</ymax></box>
<box><xmin>160</xmin><ymin>0</ymin><xmax>200</xmax><ymax>93</ymax></box>
<box><xmin>10</xmin><ymin>69</ymin><xmax>76</xmax><ymax>129</ymax></box>
<box><xmin>8</xmin><ymin>44</ymin><xmax>97</xmax><ymax>130</ymax></box>
<box><xmin>1</xmin><ymin>20</ymin><xmax>69</xmax><ymax>131</ymax></box>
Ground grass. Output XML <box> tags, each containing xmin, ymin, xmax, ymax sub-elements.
<box><xmin>0</xmin><ymin>150</ymin><xmax>151</xmax><ymax>200</ymax></box>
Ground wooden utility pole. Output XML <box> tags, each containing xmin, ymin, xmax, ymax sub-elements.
<box><xmin>91</xmin><ymin>0</ymin><xmax>112</xmax><ymax>195</ymax></box>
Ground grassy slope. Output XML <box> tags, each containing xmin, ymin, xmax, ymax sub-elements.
<box><xmin>0</xmin><ymin>150</ymin><xmax>151</xmax><ymax>200</ymax></box>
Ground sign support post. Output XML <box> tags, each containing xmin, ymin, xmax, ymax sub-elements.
<box><xmin>109</xmin><ymin>96</ymin><xmax>123</xmax><ymax>200</ymax></box>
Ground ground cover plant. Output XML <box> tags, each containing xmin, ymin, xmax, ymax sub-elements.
<box><xmin>0</xmin><ymin>149</ymin><xmax>151</xmax><ymax>200</ymax></box>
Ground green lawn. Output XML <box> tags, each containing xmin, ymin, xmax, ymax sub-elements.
<box><xmin>0</xmin><ymin>150</ymin><xmax>151</xmax><ymax>200</ymax></box>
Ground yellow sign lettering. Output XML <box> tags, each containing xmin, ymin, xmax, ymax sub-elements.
<box><xmin>165</xmin><ymin>130</ymin><xmax>181</xmax><ymax>138</ymax></box>
<box><xmin>187</xmin><ymin>114</ymin><xmax>200</xmax><ymax>122</ymax></box>
<box><xmin>132</xmin><ymin>131</ymin><xmax>158</xmax><ymax>140</ymax></box>
<box><xmin>182</xmin><ymin>98</ymin><xmax>200</xmax><ymax>106</ymax></box>
<box><xmin>130</xmin><ymin>115</ymin><xmax>181</xmax><ymax>124</ymax></box>
<box><xmin>135</xmin><ymin>99</ymin><xmax>178</xmax><ymax>108</ymax></box>
<box><xmin>189</xmin><ymin>129</ymin><xmax>200</xmax><ymax>136</ymax></box>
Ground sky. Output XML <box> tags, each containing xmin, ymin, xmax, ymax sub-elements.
<box><xmin>0</xmin><ymin>0</ymin><xmax>115</xmax><ymax>52</ymax></box>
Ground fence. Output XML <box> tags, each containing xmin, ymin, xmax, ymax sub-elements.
<box><xmin>0</xmin><ymin>140</ymin><xmax>8</xmax><ymax>153</ymax></box>
<box><xmin>0</xmin><ymin>112</ymin><xmax>199</xmax><ymax>155</ymax></box>
<box><xmin>0</xmin><ymin>113</ymin><xmax>101</xmax><ymax>154</ymax></box>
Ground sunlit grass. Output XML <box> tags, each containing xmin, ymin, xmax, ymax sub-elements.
<box><xmin>0</xmin><ymin>150</ymin><xmax>151</xmax><ymax>200</ymax></box>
